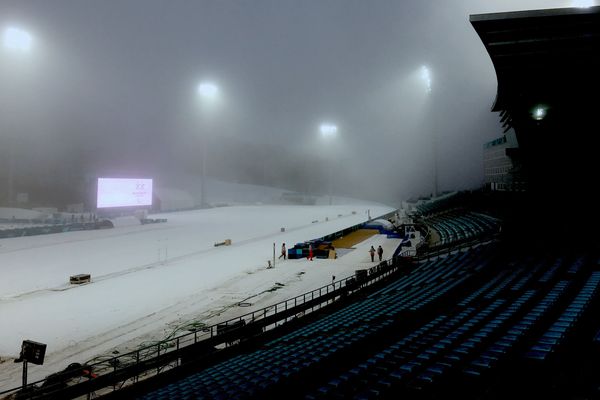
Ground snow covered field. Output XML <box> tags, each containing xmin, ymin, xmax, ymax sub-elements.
<box><xmin>0</xmin><ymin>202</ymin><xmax>397</xmax><ymax>389</ymax></box>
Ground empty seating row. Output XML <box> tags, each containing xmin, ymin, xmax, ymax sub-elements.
<box><xmin>139</xmin><ymin>247</ymin><xmax>598</xmax><ymax>400</ymax></box>
<box><xmin>526</xmin><ymin>272</ymin><xmax>600</xmax><ymax>361</ymax></box>
<box><xmin>304</xmin><ymin>253</ymin><xmax>595</xmax><ymax>399</ymax></box>
<box><xmin>425</xmin><ymin>211</ymin><xmax>499</xmax><ymax>248</ymax></box>
<box><xmin>415</xmin><ymin>193</ymin><xmax>464</xmax><ymax>216</ymax></box>
<box><xmin>306</xmin><ymin>289</ymin><xmax>537</xmax><ymax>399</ymax></box>
<box><xmin>465</xmin><ymin>279</ymin><xmax>571</xmax><ymax>376</ymax></box>
<box><xmin>140</xmin><ymin>247</ymin><xmax>493</xmax><ymax>400</ymax></box>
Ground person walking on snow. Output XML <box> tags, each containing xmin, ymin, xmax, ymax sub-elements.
<box><xmin>279</xmin><ymin>243</ymin><xmax>286</xmax><ymax>259</ymax></box>
<box><xmin>369</xmin><ymin>246</ymin><xmax>376</xmax><ymax>262</ymax></box>
<box><xmin>377</xmin><ymin>245</ymin><xmax>383</xmax><ymax>261</ymax></box>
<box><xmin>308</xmin><ymin>244</ymin><xmax>314</xmax><ymax>261</ymax></box>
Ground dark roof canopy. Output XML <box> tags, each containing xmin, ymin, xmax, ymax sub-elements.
<box><xmin>470</xmin><ymin>6</ymin><xmax>600</xmax><ymax>113</ymax></box>
<box><xmin>470</xmin><ymin>7</ymin><xmax>600</xmax><ymax>243</ymax></box>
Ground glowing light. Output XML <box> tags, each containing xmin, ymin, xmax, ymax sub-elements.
<box><xmin>2</xmin><ymin>26</ymin><xmax>32</xmax><ymax>53</ymax></box>
<box><xmin>571</xmin><ymin>0</ymin><xmax>595</xmax><ymax>7</ymax></box>
<box><xmin>421</xmin><ymin>65</ymin><xmax>432</xmax><ymax>94</ymax></box>
<box><xmin>319</xmin><ymin>123</ymin><xmax>338</xmax><ymax>139</ymax></box>
<box><xmin>533</xmin><ymin>106</ymin><xmax>547</xmax><ymax>120</ymax></box>
<box><xmin>197</xmin><ymin>82</ymin><xmax>219</xmax><ymax>100</ymax></box>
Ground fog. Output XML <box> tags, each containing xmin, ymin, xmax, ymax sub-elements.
<box><xmin>0</xmin><ymin>0</ymin><xmax>587</xmax><ymax>208</ymax></box>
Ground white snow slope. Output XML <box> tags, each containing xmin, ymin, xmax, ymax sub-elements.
<box><xmin>0</xmin><ymin>203</ymin><xmax>396</xmax><ymax>389</ymax></box>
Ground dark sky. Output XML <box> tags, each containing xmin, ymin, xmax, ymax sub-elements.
<box><xmin>0</xmin><ymin>0</ymin><xmax>584</xmax><ymax>204</ymax></box>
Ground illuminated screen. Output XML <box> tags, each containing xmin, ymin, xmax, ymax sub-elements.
<box><xmin>97</xmin><ymin>178</ymin><xmax>153</xmax><ymax>208</ymax></box>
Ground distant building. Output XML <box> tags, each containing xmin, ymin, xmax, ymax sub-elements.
<box><xmin>483</xmin><ymin>130</ymin><xmax>525</xmax><ymax>192</ymax></box>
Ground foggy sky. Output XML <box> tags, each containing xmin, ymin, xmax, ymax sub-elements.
<box><xmin>0</xmin><ymin>0</ymin><xmax>588</xmax><ymax>205</ymax></box>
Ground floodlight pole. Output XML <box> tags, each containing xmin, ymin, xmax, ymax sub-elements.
<box><xmin>22</xmin><ymin>360</ymin><xmax>28</xmax><ymax>387</ymax></box>
<box><xmin>200</xmin><ymin>137</ymin><xmax>207</xmax><ymax>208</ymax></box>
<box><xmin>7</xmin><ymin>140</ymin><xmax>15</xmax><ymax>206</ymax></box>
<box><xmin>197</xmin><ymin>81</ymin><xmax>219</xmax><ymax>209</ymax></box>
<box><xmin>3</xmin><ymin>26</ymin><xmax>33</xmax><ymax>206</ymax></box>
<box><xmin>420</xmin><ymin>65</ymin><xmax>437</xmax><ymax>197</ymax></box>
<box><xmin>319</xmin><ymin>123</ymin><xmax>338</xmax><ymax>206</ymax></box>
<box><xmin>328</xmin><ymin>165</ymin><xmax>333</xmax><ymax>206</ymax></box>
<box><xmin>15</xmin><ymin>339</ymin><xmax>46</xmax><ymax>389</ymax></box>
<box><xmin>263</xmin><ymin>149</ymin><xmax>268</xmax><ymax>199</ymax></box>
<box><xmin>433</xmin><ymin>129</ymin><xmax>438</xmax><ymax>198</ymax></box>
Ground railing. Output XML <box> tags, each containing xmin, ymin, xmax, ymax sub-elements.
<box><xmin>0</xmin><ymin>221</ymin><xmax>106</xmax><ymax>239</ymax></box>
<box><xmin>414</xmin><ymin>209</ymin><xmax>501</xmax><ymax>257</ymax></box>
<box><xmin>0</xmin><ymin>212</ymin><xmax>404</xmax><ymax>400</ymax></box>
<box><xmin>399</xmin><ymin>249</ymin><xmax>417</xmax><ymax>257</ymax></box>
<box><xmin>411</xmin><ymin>232</ymin><xmax>500</xmax><ymax>262</ymax></box>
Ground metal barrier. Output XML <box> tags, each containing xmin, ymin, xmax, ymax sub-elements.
<box><xmin>412</xmin><ymin>233</ymin><xmax>500</xmax><ymax>262</ymax></box>
<box><xmin>0</xmin><ymin>221</ymin><xmax>110</xmax><ymax>239</ymax></box>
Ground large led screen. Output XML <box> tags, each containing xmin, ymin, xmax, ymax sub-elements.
<box><xmin>97</xmin><ymin>178</ymin><xmax>153</xmax><ymax>208</ymax></box>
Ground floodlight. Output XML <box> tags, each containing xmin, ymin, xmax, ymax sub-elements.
<box><xmin>197</xmin><ymin>82</ymin><xmax>219</xmax><ymax>100</ymax></box>
<box><xmin>2</xmin><ymin>27</ymin><xmax>32</xmax><ymax>53</ymax></box>
<box><xmin>319</xmin><ymin>123</ymin><xmax>338</xmax><ymax>139</ymax></box>
<box><xmin>533</xmin><ymin>106</ymin><xmax>547</xmax><ymax>121</ymax></box>
<box><xmin>421</xmin><ymin>65</ymin><xmax>432</xmax><ymax>93</ymax></box>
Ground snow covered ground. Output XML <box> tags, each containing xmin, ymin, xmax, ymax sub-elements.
<box><xmin>0</xmin><ymin>202</ymin><xmax>398</xmax><ymax>390</ymax></box>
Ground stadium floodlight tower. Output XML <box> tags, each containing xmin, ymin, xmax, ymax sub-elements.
<box><xmin>319</xmin><ymin>123</ymin><xmax>338</xmax><ymax>205</ymax></box>
<box><xmin>196</xmin><ymin>81</ymin><xmax>221</xmax><ymax>208</ymax></box>
<box><xmin>2</xmin><ymin>25</ymin><xmax>33</xmax><ymax>206</ymax></box>
<box><xmin>420</xmin><ymin>64</ymin><xmax>437</xmax><ymax>197</ymax></box>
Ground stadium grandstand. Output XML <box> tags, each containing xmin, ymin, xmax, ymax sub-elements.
<box><xmin>1</xmin><ymin>5</ymin><xmax>599</xmax><ymax>400</ymax></box>
<box><xmin>470</xmin><ymin>5</ymin><xmax>600</xmax><ymax>246</ymax></box>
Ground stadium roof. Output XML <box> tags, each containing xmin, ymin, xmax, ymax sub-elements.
<box><xmin>470</xmin><ymin>6</ymin><xmax>600</xmax><ymax>116</ymax></box>
<box><xmin>470</xmin><ymin>6</ymin><xmax>600</xmax><ymax>243</ymax></box>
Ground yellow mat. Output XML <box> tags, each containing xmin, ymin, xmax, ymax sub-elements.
<box><xmin>333</xmin><ymin>229</ymin><xmax>379</xmax><ymax>249</ymax></box>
